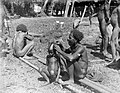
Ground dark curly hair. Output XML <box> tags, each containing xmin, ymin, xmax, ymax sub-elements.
<box><xmin>71</xmin><ymin>29</ymin><xmax>84</xmax><ymax>42</ymax></box>
<box><xmin>16</xmin><ymin>24</ymin><xmax>28</xmax><ymax>32</ymax></box>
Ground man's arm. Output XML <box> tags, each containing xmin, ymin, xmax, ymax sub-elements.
<box><xmin>25</xmin><ymin>33</ymin><xmax>34</xmax><ymax>40</ymax></box>
<box><xmin>25</xmin><ymin>32</ymin><xmax>43</xmax><ymax>40</ymax></box>
<box><xmin>28</xmin><ymin>32</ymin><xmax>43</xmax><ymax>37</ymax></box>
<box><xmin>55</xmin><ymin>45</ymin><xmax>85</xmax><ymax>62</ymax></box>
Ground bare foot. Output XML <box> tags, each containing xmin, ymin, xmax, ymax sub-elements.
<box><xmin>41</xmin><ymin>82</ymin><xmax>50</xmax><ymax>87</ymax></box>
<box><xmin>106</xmin><ymin>59</ymin><xmax>116</xmax><ymax>65</ymax></box>
<box><xmin>58</xmin><ymin>79</ymin><xmax>74</xmax><ymax>85</ymax></box>
<box><xmin>103</xmin><ymin>53</ymin><xmax>112</xmax><ymax>59</ymax></box>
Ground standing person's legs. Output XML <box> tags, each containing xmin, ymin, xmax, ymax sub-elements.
<box><xmin>102</xmin><ymin>24</ymin><xmax>110</xmax><ymax>56</ymax></box>
<box><xmin>99</xmin><ymin>20</ymin><xmax>110</xmax><ymax>56</ymax></box>
<box><xmin>89</xmin><ymin>12</ymin><xmax>92</xmax><ymax>26</ymax></box>
<box><xmin>99</xmin><ymin>22</ymin><xmax>104</xmax><ymax>53</ymax></box>
<box><xmin>0</xmin><ymin>16</ymin><xmax>4</xmax><ymax>36</ymax></box>
<box><xmin>110</xmin><ymin>27</ymin><xmax>119</xmax><ymax>62</ymax></box>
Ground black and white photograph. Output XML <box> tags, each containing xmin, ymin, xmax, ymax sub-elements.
<box><xmin>0</xmin><ymin>0</ymin><xmax>120</xmax><ymax>93</ymax></box>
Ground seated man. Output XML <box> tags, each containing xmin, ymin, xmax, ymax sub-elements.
<box><xmin>12</xmin><ymin>24</ymin><xmax>38</xmax><ymax>58</ymax></box>
<box><xmin>54</xmin><ymin>29</ymin><xmax>88</xmax><ymax>84</ymax></box>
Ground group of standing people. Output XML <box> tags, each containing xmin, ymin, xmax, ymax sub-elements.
<box><xmin>97</xmin><ymin>0</ymin><xmax>120</xmax><ymax>65</ymax></box>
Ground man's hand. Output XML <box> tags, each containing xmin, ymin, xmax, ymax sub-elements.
<box><xmin>54</xmin><ymin>44</ymin><xmax>62</xmax><ymax>53</ymax></box>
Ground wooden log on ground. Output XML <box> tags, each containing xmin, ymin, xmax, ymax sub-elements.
<box><xmin>89</xmin><ymin>59</ymin><xmax>105</xmax><ymax>63</ymax></box>
<box><xmin>64</xmin><ymin>84</ymin><xmax>85</xmax><ymax>93</ymax></box>
<box><xmin>79</xmin><ymin>78</ymin><xmax>117</xmax><ymax>93</ymax></box>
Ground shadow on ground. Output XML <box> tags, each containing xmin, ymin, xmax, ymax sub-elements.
<box><xmin>83</xmin><ymin>43</ymin><xmax>106</xmax><ymax>59</ymax></box>
<box><xmin>83</xmin><ymin>43</ymin><xmax>112</xmax><ymax>60</ymax></box>
<box><xmin>106</xmin><ymin>59</ymin><xmax>120</xmax><ymax>70</ymax></box>
<box><xmin>38</xmin><ymin>77</ymin><xmax>46</xmax><ymax>81</ymax></box>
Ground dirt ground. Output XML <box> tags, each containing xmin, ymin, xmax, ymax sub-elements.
<box><xmin>0</xmin><ymin>17</ymin><xmax>120</xmax><ymax>93</ymax></box>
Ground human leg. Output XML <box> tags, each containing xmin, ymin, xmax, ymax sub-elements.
<box><xmin>74</xmin><ymin>61</ymin><xmax>88</xmax><ymax>81</ymax></box>
<box><xmin>39</xmin><ymin>67</ymin><xmax>50</xmax><ymax>83</ymax></box>
<box><xmin>61</xmin><ymin>63</ymin><xmax>74</xmax><ymax>84</ymax></box>
<box><xmin>102</xmin><ymin>27</ymin><xmax>111</xmax><ymax>57</ymax></box>
<box><xmin>18</xmin><ymin>41</ymin><xmax>34</xmax><ymax>57</ymax></box>
<box><xmin>89</xmin><ymin>12</ymin><xmax>92</xmax><ymax>26</ymax></box>
<box><xmin>110</xmin><ymin>27</ymin><xmax>119</xmax><ymax>62</ymax></box>
<box><xmin>99</xmin><ymin>22</ymin><xmax>105</xmax><ymax>53</ymax></box>
<box><xmin>68</xmin><ymin>64</ymin><xmax>74</xmax><ymax>83</ymax></box>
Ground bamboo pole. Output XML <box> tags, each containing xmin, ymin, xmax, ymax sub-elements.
<box><xmin>70</xmin><ymin>0</ymin><xmax>75</xmax><ymax>17</ymax></box>
<box><xmin>19</xmin><ymin>57</ymin><xmax>40</xmax><ymax>71</ymax></box>
<box><xmin>64</xmin><ymin>0</ymin><xmax>71</xmax><ymax>17</ymax></box>
<box><xmin>42</xmin><ymin>0</ymin><xmax>49</xmax><ymax>10</ymax></box>
<box><xmin>28</xmin><ymin>32</ymin><xmax>43</xmax><ymax>37</ymax></box>
<box><xmin>80</xmin><ymin>5</ymin><xmax>87</xmax><ymax>24</ymax></box>
<box><xmin>109</xmin><ymin>0</ymin><xmax>112</xmax><ymax>4</ymax></box>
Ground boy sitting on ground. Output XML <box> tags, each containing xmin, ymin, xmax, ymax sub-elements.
<box><xmin>12</xmin><ymin>24</ymin><xmax>40</xmax><ymax>58</ymax></box>
<box><xmin>39</xmin><ymin>29</ymin><xmax>65</xmax><ymax>84</ymax></box>
<box><xmin>39</xmin><ymin>42</ymin><xmax>61</xmax><ymax>84</ymax></box>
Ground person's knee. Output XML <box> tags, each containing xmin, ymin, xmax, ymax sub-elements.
<box><xmin>78</xmin><ymin>74</ymin><xmax>86</xmax><ymax>79</ymax></box>
<box><xmin>76</xmin><ymin>71</ymin><xmax>87</xmax><ymax>79</ymax></box>
<box><xmin>29</xmin><ymin>41</ymin><xmax>35</xmax><ymax>47</ymax></box>
<box><xmin>81</xmin><ymin>68</ymin><xmax>87</xmax><ymax>74</ymax></box>
<box><xmin>14</xmin><ymin>51</ymin><xmax>25</xmax><ymax>57</ymax></box>
<box><xmin>31</xmin><ymin>41</ymin><xmax>34</xmax><ymax>45</ymax></box>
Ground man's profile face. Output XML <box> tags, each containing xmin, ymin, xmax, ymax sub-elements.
<box><xmin>67</xmin><ymin>33</ymin><xmax>76</xmax><ymax>47</ymax></box>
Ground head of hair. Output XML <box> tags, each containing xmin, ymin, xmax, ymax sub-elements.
<box><xmin>71</xmin><ymin>29</ymin><xmax>84</xmax><ymax>42</ymax></box>
<box><xmin>16</xmin><ymin>24</ymin><xmax>28</xmax><ymax>32</ymax></box>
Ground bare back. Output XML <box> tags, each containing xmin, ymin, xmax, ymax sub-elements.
<box><xmin>13</xmin><ymin>32</ymin><xmax>27</xmax><ymax>54</ymax></box>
